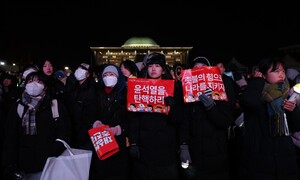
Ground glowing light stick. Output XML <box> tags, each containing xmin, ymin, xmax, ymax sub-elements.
<box><xmin>289</xmin><ymin>84</ymin><xmax>300</xmax><ymax>101</ymax></box>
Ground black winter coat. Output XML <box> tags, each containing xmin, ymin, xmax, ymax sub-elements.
<box><xmin>128</xmin><ymin>81</ymin><xmax>183</xmax><ymax>180</ymax></box>
<box><xmin>89</xmin><ymin>73</ymin><xmax>130</xmax><ymax>180</ymax></box>
<box><xmin>2</xmin><ymin>94</ymin><xmax>71</xmax><ymax>173</ymax></box>
<box><xmin>239</xmin><ymin>77</ymin><xmax>300</xmax><ymax>180</ymax></box>
<box><xmin>180</xmin><ymin>92</ymin><xmax>232</xmax><ymax>180</ymax></box>
<box><xmin>66</xmin><ymin>79</ymin><xmax>98</xmax><ymax>150</ymax></box>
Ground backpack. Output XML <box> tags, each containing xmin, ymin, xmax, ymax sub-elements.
<box><xmin>17</xmin><ymin>99</ymin><xmax>59</xmax><ymax>121</ymax></box>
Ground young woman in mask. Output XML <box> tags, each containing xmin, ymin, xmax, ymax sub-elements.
<box><xmin>90</xmin><ymin>64</ymin><xmax>129</xmax><ymax>180</ymax></box>
<box><xmin>2</xmin><ymin>71</ymin><xmax>71</xmax><ymax>180</ymax></box>
<box><xmin>238</xmin><ymin>57</ymin><xmax>300</xmax><ymax>180</ymax></box>
<box><xmin>66</xmin><ymin>63</ymin><xmax>99</xmax><ymax>150</ymax></box>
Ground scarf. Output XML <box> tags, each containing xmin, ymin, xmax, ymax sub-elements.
<box><xmin>21</xmin><ymin>92</ymin><xmax>44</xmax><ymax>135</ymax></box>
<box><xmin>262</xmin><ymin>79</ymin><xmax>290</xmax><ymax>136</ymax></box>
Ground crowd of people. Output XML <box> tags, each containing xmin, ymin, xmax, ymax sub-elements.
<box><xmin>0</xmin><ymin>52</ymin><xmax>300</xmax><ymax>180</ymax></box>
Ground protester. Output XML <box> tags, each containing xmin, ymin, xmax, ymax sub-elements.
<box><xmin>66</xmin><ymin>63</ymin><xmax>98</xmax><ymax>150</ymax></box>
<box><xmin>89</xmin><ymin>64</ymin><xmax>129</xmax><ymax>180</ymax></box>
<box><xmin>238</xmin><ymin>57</ymin><xmax>300</xmax><ymax>180</ymax></box>
<box><xmin>179</xmin><ymin>56</ymin><xmax>233</xmax><ymax>179</ymax></box>
<box><xmin>18</xmin><ymin>64</ymin><xmax>39</xmax><ymax>93</ymax></box>
<box><xmin>128</xmin><ymin>52</ymin><xmax>183</xmax><ymax>180</ymax></box>
<box><xmin>37</xmin><ymin>58</ymin><xmax>66</xmax><ymax>103</ymax></box>
<box><xmin>120</xmin><ymin>59</ymin><xmax>141</xmax><ymax>79</ymax></box>
<box><xmin>2</xmin><ymin>71</ymin><xmax>71</xmax><ymax>180</ymax></box>
<box><xmin>54</xmin><ymin>70</ymin><xmax>67</xmax><ymax>85</ymax></box>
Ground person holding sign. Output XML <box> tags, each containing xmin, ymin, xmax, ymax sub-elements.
<box><xmin>128</xmin><ymin>52</ymin><xmax>183</xmax><ymax>180</ymax></box>
<box><xmin>179</xmin><ymin>56</ymin><xmax>233</xmax><ymax>179</ymax></box>
<box><xmin>89</xmin><ymin>64</ymin><xmax>130</xmax><ymax>180</ymax></box>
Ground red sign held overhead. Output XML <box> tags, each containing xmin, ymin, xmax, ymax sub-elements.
<box><xmin>181</xmin><ymin>66</ymin><xmax>228</xmax><ymax>103</ymax></box>
<box><xmin>127</xmin><ymin>78</ymin><xmax>175</xmax><ymax>114</ymax></box>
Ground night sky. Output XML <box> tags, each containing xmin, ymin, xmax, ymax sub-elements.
<box><xmin>1</xmin><ymin>2</ymin><xmax>300</xmax><ymax>70</ymax></box>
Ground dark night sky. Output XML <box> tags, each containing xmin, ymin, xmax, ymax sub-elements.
<box><xmin>1</xmin><ymin>2</ymin><xmax>300</xmax><ymax>69</ymax></box>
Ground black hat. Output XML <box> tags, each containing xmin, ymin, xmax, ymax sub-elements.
<box><xmin>145</xmin><ymin>52</ymin><xmax>166</xmax><ymax>67</ymax></box>
<box><xmin>191</xmin><ymin>56</ymin><xmax>212</xmax><ymax>67</ymax></box>
<box><xmin>79</xmin><ymin>63</ymin><xmax>92</xmax><ymax>73</ymax></box>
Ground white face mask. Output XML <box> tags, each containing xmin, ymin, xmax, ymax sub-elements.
<box><xmin>74</xmin><ymin>68</ymin><xmax>87</xmax><ymax>81</ymax></box>
<box><xmin>25</xmin><ymin>82</ymin><xmax>45</xmax><ymax>96</ymax></box>
<box><xmin>103</xmin><ymin>76</ymin><xmax>118</xmax><ymax>87</ymax></box>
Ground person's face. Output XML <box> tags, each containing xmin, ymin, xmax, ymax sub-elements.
<box><xmin>103</xmin><ymin>71</ymin><xmax>118</xmax><ymax>78</ymax></box>
<box><xmin>264</xmin><ymin>63</ymin><xmax>286</xmax><ymax>84</ymax></box>
<box><xmin>176</xmin><ymin>67</ymin><xmax>182</xmax><ymax>76</ymax></box>
<box><xmin>147</xmin><ymin>64</ymin><xmax>164</xmax><ymax>79</ymax></box>
<box><xmin>27</xmin><ymin>76</ymin><xmax>45</xmax><ymax>85</ymax></box>
<box><xmin>216</xmin><ymin>63</ymin><xmax>225</xmax><ymax>74</ymax></box>
<box><xmin>43</xmin><ymin>60</ymin><xmax>53</xmax><ymax>76</ymax></box>
<box><xmin>3</xmin><ymin>78</ymin><xmax>12</xmax><ymax>87</ymax></box>
<box><xmin>120</xmin><ymin>64</ymin><xmax>131</xmax><ymax>77</ymax></box>
<box><xmin>193</xmin><ymin>63</ymin><xmax>207</xmax><ymax>68</ymax></box>
<box><xmin>253</xmin><ymin>67</ymin><xmax>259</xmax><ymax>74</ymax></box>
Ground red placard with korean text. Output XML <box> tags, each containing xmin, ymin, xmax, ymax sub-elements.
<box><xmin>127</xmin><ymin>78</ymin><xmax>175</xmax><ymax>114</ymax></box>
<box><xmin>181</xmin><ymin>66</ymin><xmax>228</xmax><ymax>103</ymax></box>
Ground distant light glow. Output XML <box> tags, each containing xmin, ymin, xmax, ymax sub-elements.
<box><xmin>0</xmin><ymin>62</ymin><xmax>5</xmax><ymax>65</ymax></box>
<box><xmin>13</xmin><ymin>63</ymin><xmax>16</xmax><ymax>66</ymax></box>
<box><xmin>64</xmin><ymin>66</ymin><xmax>69</xmax><ymax>70</ymax></box>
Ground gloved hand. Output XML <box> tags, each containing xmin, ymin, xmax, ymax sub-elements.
<box><xmin>129</xmin><ymin>144</ymin><xmax>140</xmax><ymax>159</ymax></box>
<box><xmin>180</xmin><ymin>144</ymin><xmax>192</xmax><ymax>164</ymax></box>
<box><xmin>4</xmin><ymin>164</ymin><xmax>25</xmax><ymax>180</ymax></box>
<box><xmin>105</xmin><ymin>125</ymin><xmax>121</xmax><ymax>136</ymax></box>
<box><xmin>198</xmin><ymin>93</ymin><xmax>216</xmax><ymax>110</ymax></box>
<box><xmin>93</xmin><ymin>120</ymin><xmax>104</xmax><ymax>128</ymax></box>
<box><xmin>203</xmin><ymin>87</ymin><xmax>213</xmax><ymax>97</ymax></box>
<box><xmin>164</xmin><ymin>96</ymin><xmax>175</xmax><ymax>108</ymax></box>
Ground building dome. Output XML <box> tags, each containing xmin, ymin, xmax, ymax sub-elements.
<box><xmin>122</xmin><ymin>37</ymin><xmax>160</xmax><ymax>48</ymax></box>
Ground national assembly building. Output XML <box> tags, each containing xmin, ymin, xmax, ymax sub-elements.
<box><xmin>90</xmin><ymin>37</ymin><xmax>193</xmax><ymax>67</ymax></box>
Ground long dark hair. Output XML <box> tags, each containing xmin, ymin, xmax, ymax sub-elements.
<box><xmin>258</xmin><ymin>57</ymin><xmax>285</xmax><ymax>75</ymax></box>
<box><xmin>119</xmin><ymin>59</ymin><xmax>141</xmax><ymax>78</ymax></box>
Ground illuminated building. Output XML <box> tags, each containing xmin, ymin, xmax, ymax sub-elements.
<box><xmin>90</xmin><ymin>37</ymin><xmax>193</xmax><ymax>67</ymax></box>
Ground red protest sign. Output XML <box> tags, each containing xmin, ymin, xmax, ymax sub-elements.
<box><xmin>181</xmin><ymin>66</ymin><xmax>228</xmax><ymax>103</ymax></box>
<box><xmin>127</xmin><ymin>78</ymin><xmax>175</xmax><ymax>114</ymax></box>
<box><xmin>88</xmin><ymin>125</ymin><xmax>119</xmax><ymax>160</ymax></box>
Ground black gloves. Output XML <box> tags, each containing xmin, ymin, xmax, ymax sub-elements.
<box><xmin>203</xmin><ymin>88</ymin><xmax>213</xmax><ymax>97</ymax></box>
<box><xmin>180</xmin><ymin>144</ymin><xmax>192</xmax><ymax>165</ymax></box>
<box><xmin>198</xmin><ymin>93</ymin><xmax>215</xmax><ymax>110</ymax></box>
<box><xmin>198</xmin><ymin>88</ymin><xmax>216</xmax><ymax>110</ymax></box>
<box><xmin>4</xmin><ymin>164</ymin><xmax>25</xmax><ymax>180</ymax></box>
<box><xmin>164</xmin><ymin>96</ymin><xmax>175</xmax><ymax>108</ymax></box>
<box><xmin>129</xmin><ymin>144</ymin><xmax>140</xmax><ymax>159</ymax></box>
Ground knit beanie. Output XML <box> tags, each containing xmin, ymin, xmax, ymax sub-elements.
<box><xmin>102</xmin><ymin>65</ymin><xmax>119</xmax><ymax>77</ymax></box>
